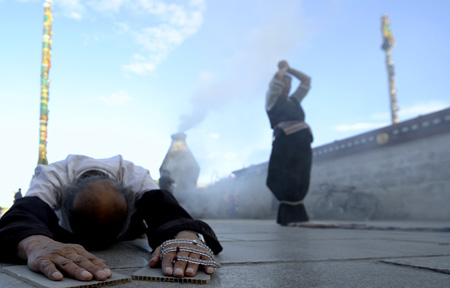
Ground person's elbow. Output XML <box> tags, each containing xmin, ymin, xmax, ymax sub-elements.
<box><xmin>303</xmin><ymin>76</ymin><xmax>311</xmax><ymax>87</ymax></box>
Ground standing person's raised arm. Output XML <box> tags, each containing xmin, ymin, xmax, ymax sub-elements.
<box><xmin>266</xmin><ymin>60</ymin><xmax>291</xmax><ymax>111</ymax></box>
<box><xmin>287</xmin><ymin>67</ymin><xmax>311</xmax><ymax>87</ymax></box>
<box><xmin>288</xmin><ymin>66</ymin><xmax>311</xmax><ymax>103</ymax></box>
<box><xmin>274</xmin><ymin>60</ymin><xmax>290</xmax><ymax>81</ymax></box>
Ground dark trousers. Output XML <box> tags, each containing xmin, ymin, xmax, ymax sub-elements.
<box><xmin>266</xmin><ymin>130</ymin><xmax>312</xmax><ymax>225</ymax></box>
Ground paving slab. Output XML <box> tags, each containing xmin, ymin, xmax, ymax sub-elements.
<box><xmin>206</xmin><ymin>260</ymin><xmax>450</xmax><ymax>288</ymax></box>
<box><xmin>381</xmin><ymin>256</ymin><xmax>450</xmax><ymax>274</ymax></box>
<box><xmin>217</xmin><ymin>237</ymin><xmax>450</xmax><ymax>264</ymax></box>
<box><xmin>91</xmin><ymin>240</ymin><xmax>150</xmax><ymax>269</ymax></box>
<box><xmin>2</xmin><ymin>265</ymin><xmax>131</xmax><ymax>288</ymax></box>
<box><xmin>101</xmin><ymin>261</ymin><xmax>450</xmax><ymax>288</ymax></box>
<box><xmin>213</xmin><ymin>219</ymin><xmax>450</xmax><ymax>243</ymax></box>
<box><xmin>0</xmin><ymin>219</ymin><xmax>449</xmax><ymax>288</ymax></box>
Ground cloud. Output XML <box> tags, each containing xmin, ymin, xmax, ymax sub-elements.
<box><xmin>122</xmin><ymin>54</ymin><xmax>158</xmax><ymax>75</ymax></box>
<box><xmin>335</xmin><ymin>101</ymin><xmax>449</xmax><ymax>133</ymax></box>
<box><xmin>86</xmin><ymin>0</ymin><xmax>127</xmax><ymax>13</ymax></box>
<box><xmin>372</xmin><ymin>101</ymin><xmax>449</xmax><ymax>121</ymax></box>
<box><xmin>370</xmin><ymin>112</ymin><xmax>390</xmax><ymax>121</ymax></box>
<box><xmin>398</xmin><ymin>101</ymin><xmax>448</xmax><ymax>119</ymax></box>
<box><xmin>49</xmin><ymin>0</ymin><xmax>205</xmax><ymax>74</ymax></box>
<box><xmin>100</xmin><ymin>90</ymin><xmax>131</xmax><ymax>106</ymax></box>
<box><xmin>114</xmin><ymin>22</ymin><xmax>130</xmax><ymax>34</ymax></box>
<box><xmin>123</xmin><ymin>0</ymin><xmax>206</xmax><ymax>75</ymax></box>
<box><xmin>208</xmin><ymin>133</ymin><xmax>220</xmax><ymax>139</ymax></box>
<box><xmin>55</xmin><ymin>0</ymin><xmax>85</xmax><ymax>20</ymax></box>
<box><xmin>55</xmin><ymin>0</ymin><xmax>128</xmax><ymax>19</ymax></box>
<box><xmin>122</xmin><ymin>25</ymin><xmax>185</xmax><ymax>74</ymax></box>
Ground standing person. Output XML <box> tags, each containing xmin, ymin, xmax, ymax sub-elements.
<box><xmin>0</xmin><ymin>154</ymin><xmax>222</xmax><ymax>282</ymax></box>
<box><xmin>14</xmin><ymin>188</ymin><xmax>23</xmax><ymax>202</ymax></box>
<box><xmin>265</xmin><ymin>60</ymin><xmax>313</xmax><ymax>225</ymax></box>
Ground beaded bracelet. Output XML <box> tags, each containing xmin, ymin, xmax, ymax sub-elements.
<box><xmin>161</xmin><ymin>246</ymin><xmax>212</xmax><ymax>259</ymax></box>
<box><xmin>160</xmin><ymin>239</ymin><xmax>214</xmax><ymax>255</ymax></box>
<box><xmin>171</xmin><ymin>255</ymin><xmax>220</xmax><ymax>268</ymax></box>
<box><xmin>159</xmin><ymin>238</ymin><xmax>220</xmax><ymax>268</ymax></box>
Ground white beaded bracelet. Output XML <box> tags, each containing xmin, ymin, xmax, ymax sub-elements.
<box><xmin>160</xmin><ymin>239</ymin><xmax>214</xmax><ymax>255</ymax></box>
<box><xmin>161</xmin><ymin>246</ymin><xmax>212</xmax><ymax>259</ymax></box>
<box><xmin>159</xmin><ymin>238</ymin><xmax>220</xmax><ymax>268</ymax></box>
<box><xmin>171</xmin><ymin>255</ymin><xmax>220</xmax><ymax>268</ymax></box>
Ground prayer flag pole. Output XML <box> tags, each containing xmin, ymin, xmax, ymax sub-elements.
<box><xmin>38</xmin><ymin>0</ymin><xmax>53</xmax><ymax>165</ymax></box>
<box><xmin>381</xmin><ymin>14</ymin><xmax>399</xmax><ymax>124</ymax></box>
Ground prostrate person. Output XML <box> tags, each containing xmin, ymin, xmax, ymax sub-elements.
<box><xmin>0</xmin><ymin>154</ymin><xmax>222</xmax><ymax>281</ymax></box>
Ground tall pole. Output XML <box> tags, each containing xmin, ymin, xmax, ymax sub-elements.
<box><xmin>381</xmin><ymin>14</ymin><xmax>399</xmax><ymax>124</ymax></box>
<box><xmin>38</xmin><ymin>0</ymin><xmax>53</xmax><ymax>165</ymax></box>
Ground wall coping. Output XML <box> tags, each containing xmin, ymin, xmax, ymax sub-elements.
<box><xmin>312</xmin><ymin>107</ymin><xmax>450</xmax><ymax>162</ymax></box>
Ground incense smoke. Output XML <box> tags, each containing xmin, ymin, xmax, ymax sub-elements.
<box><xmin>177</xmin><ymin>0</ymin><xmax>309</xmax><ymax>133</ymax></box>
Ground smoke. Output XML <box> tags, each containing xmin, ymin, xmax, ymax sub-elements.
<box><xmin>177</xmin><ymin>0</ymin><xmax>310</xmax><ymax>133</ymax></box>
<box><xmin>173</xmin><ymin>1</ymin><xmax>313</xmax><ymax>219</ymax></box>
<box><xmin>177</xmin><ymin>72</ymin><xmax>216</xmax><ymax>132</ymax></box>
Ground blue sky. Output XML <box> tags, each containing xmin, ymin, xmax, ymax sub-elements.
<box><xmin>0</xmin><ymin>0</ymin><xmax>449</xmax><ymax>207</ymax></box>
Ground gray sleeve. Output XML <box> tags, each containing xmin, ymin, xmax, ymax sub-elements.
<box><xmin>290</xmin><ymin>82</ymin><xmax>311</xmax><ymax>103</ymax></box>
<box><xmin>265</xmin><ymin>78</ymin><xmax>284</xmax><ymax>111</ymax></box>
<box><xmin>119</xmin><ymin>159</ymin><xmax>160</xmax><ymax>200</ymax></box>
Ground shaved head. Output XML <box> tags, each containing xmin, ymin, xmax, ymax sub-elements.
<box><xmin>64</xmin><ymin>175</ymin><xmax>128</xmax><ymax>249</ymax></box>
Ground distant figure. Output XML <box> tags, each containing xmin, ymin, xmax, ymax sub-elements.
<box><xmin>225</xmin><ymin>192</ymin><xmax>238</xmax><ymax>217</ymax></box>
<box><xmin>14</xmin><ymin>188</ymin><xmax>22</xmax><ymax>202</ymax></box>
<box><xmin>159</xmin><ymin>169</ymin><xmax>175</xmax><ymax>193</ymax></box>
<box><xmin>265</xmin><ymin>60</ymin><xmax>313</xmax><ymax>225</ymax></box>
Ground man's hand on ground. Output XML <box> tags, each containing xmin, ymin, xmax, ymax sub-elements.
<box><xmin>150</xmin><ymin>231</ymin><xmax>215</xmax><ymax>278</ymax></box>
<box><xmin>17</xmin><ymin>235</ymin><xmax>112</xmax><ymax>281</ymax></box>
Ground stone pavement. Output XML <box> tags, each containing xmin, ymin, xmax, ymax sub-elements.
<box><xmin>1</xmin><ymin>219</ymin><xmax>449</xmax><ymax>287</ymax></box>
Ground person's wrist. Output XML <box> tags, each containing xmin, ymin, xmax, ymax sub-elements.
<box><xmin>177</xmin><ymin>230</ymin><xmax>205</xmax><ymax>244</ymax></box>
<box><xmin>17</xmin><ymin>235</ymin><xmax>52</xmax><ymax>259</ymax></box>
<box><xmin>17</xmin><ymin>235</ymin><xmax>39</xmax><ymax>259</ymax></box>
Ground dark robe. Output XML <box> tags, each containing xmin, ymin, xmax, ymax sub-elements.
<box><xmin>266</xmin><ymin>94</ymin><xmax>313</xmax><ymax>225</ymax></box>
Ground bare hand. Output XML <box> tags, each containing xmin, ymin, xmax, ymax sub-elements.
<box><xmin>150</xmin><ymin>231</ymin><xmax>215</xmax><ymax>278</ymax></box>
<box><xmin>278</xmin><ymin>60</ymin><xmax>289</xmax><ymax>70</ymax></box>
<box><xmin>17</xmin><ymin>235</ymin><xmax>112</xmax><ymax>281</ymax></box>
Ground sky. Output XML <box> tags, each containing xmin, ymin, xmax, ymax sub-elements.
<box><xmin>0</xmin><ymin>0</ymin><xmax>449</xmax><ymax>207</ymax></box>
